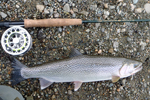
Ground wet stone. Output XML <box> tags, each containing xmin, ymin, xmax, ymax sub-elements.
<box><xmin>36</xmin><ymin>5</ymin><xmax>45</xmax><ymax>12</ymax></box>
<box><xmin>26</xmin><ymin>96</ymin><xmax>33</xmax><ymax>100</ymax></box>
<box><xmin>0</xmin><ymin>12</ymin><xmax>7</xmax><ymax>18</ymax></box>
<box><xmin>63</xmin><ymin>4</ymin><xmax>70</xmax><ymax>12</ymax></box>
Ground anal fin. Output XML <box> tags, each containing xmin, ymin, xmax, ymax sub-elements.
<box><xmin>74</xmin><ymin>81</ymin><xmax>82</xmax><ymax>91</ymax></box>
<box><xmin>39</xmin><ymin>78</ymin><xmax>53</xmax><ymax>90</ymax></box>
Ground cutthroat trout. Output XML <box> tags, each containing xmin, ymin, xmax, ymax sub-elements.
<box><xmin>11</xmin><ymin>48</ymin><xmax>143</xmax><ymax>91</ymax></box>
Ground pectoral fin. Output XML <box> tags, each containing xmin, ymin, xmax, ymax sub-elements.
<box><xmin>74</xmin><ymin>81</ymin><xmax>82</xmax><ymax>91</ymax></box>
<box><xmin>39</xmin><ymin>78</ymin><xmax>53</xmax><ymax>90</ymax></box>
<box><xmin>112</xmin><ymin>76</ymin><xmax>120</xmax><ymax>83</ymax></box>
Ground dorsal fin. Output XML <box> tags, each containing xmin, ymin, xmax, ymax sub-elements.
<box><xmin>69</xmin><ymin>48</ymin><xmax>82</xmax><ymax>58</ymax></box>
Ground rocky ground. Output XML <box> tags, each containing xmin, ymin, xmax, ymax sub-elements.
<box><xmin>0</xmin><ymin>0</ymin><xmax>150</xmax><ymax>100</ymax></box>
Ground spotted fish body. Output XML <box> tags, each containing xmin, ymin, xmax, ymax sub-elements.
<box><xmin>11</xmin><ymin>49</ymin><xmax>143</xmax><ymax>91</ymax></box>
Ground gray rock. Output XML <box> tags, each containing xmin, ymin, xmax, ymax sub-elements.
<box><xmin>54</xmin><ymin>13</ymin><xmax>59</xmax><ymax>18</ymax></box>
<box><xmin>104</xmin><ymin>3</ymin><xmax>108</xmax><ymax>9</ymax></box>
<box><xmin>68</xmin><ymin>90</ymin><xmax>72</xmax><ymax>94</ymax></box>
<box><xmin>50</xmin><ymin>7</ymin><xmax>53</xmax><ymax>15</ymax></box>
<box><xmin>113</xmin><ymin>41</ymin><xmax>119</xmax><ymax>51</ymax></box>
<box><xmin>63</xmin><ymin>4</ymin><xmax>70</xmax><ymax>12</ymax></box>
<box><xmin>0</xmin><ymin>85</ymin><xmax>24</xmax><ymax>100</ymax></box>
<box><xmin>109</xmin><ymin>5</ymin><xmax>115</xmax><ymax>9</ymax></box>
<box><xmin>58</xmin><ymin>27</ymin><xmax>62</xmax><ymax>32</ymax></box>
<box><xmin>135</xmin><ymin>8</ymin><xmax>143</xmax><ymax>13</ymax></box>
<box><xmin>73</xmin><ymin>8</ymin><xmax>78</xmax><ymax>12</ymax></box>
<box><xmin>16</xmin><ymin>5</ymin><xmax>20</xmax><ymax>8</ymax></box>
<box><xmin>86</xmin><ymin>29</ymin><xmax>90</xmax><ymax>33</ymax></box>
<box><xmin>0</xmin><ymin>12</ymin><xmax>7</xmax><ymax>18</ymax></box>
<box><xmin>79</xmin><ymin>10</ymin><xmax>89</xmax><ymax>16</ymax></box>
<box><xmin>140</xmin><ymin>41</ymin><xmax>146</xmax><ymax>50</ymax></box>
<box><xmin>104</xmin><ymin>10</ymin><xmax>110</xmax><ymax>16</ymax></box>
<box><xmin>72</xmin><ymin>13</ymin><xmax>76</xmax><ymax>18</ymax></box>
<box><xmin>78</xmin><ymin>0</ymin><xmax>82</xmax><ymax>3</ymax></box>
<box><xmin>63</xmin><ymin>0</ymin><xmax>68</xmax><ymax>2</ymax></box>
<box><xmin>144</xmin><ymin>3</ymin><xmax>150</xmax><ymax>14</ymax></box>
<box><xmin>133</xmin><ymin>0</ymin><xmax>138</xmax><ymax>4</ymax></box>
<box><xmin>36</xmin><ymin>5</ymin><xmax>44</xmax><ymax>12</ymax></box>
<box><xmin>44</xmin><ymin>0</ymin><xmax>48</xmax><ymax>5</ymax></box>
<box><xmin>122</xmin><ymin>79</ymin><xmax>126</xmax><ymax>85</ymax></box>
<box><xmin>44</xmin><ymin>8</ymin><xmax>49</xmax><ymax>14</ymax></box>
<box><xmin>90</xmin><ymin>5</ymin><xmax>97</xmax><ymax>11</ymax></box>
<box><xmin>58</xmin><ymin>0</ymin><xmax>62</xmax><ymax>2</ymax></box>
<box><xmin>26</xmin><ymin>96</ymin><xmax>33</xmax><ymax>100</ymax></box>
<box><xmin>109</xmin><ymin>83</ymin><xmax>113</xmax><ymax>87</ymax></box>
<box><xmin>130</xmin><ymin>4</ymin><xmax>136</xmax><ymax>11</ymax></box>
<box><xmin>95</xmin><ymin>23</ymin><xmax>100</xmax><ymax>29</ymax></box>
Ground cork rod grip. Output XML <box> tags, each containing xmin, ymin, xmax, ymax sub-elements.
<box><xmin>24</xmin><ymin>19</ymin><xmax>82</xmax><ymax>28</ymax></box>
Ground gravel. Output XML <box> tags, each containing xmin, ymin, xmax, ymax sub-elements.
<box><xmin>0</xmin><ymin>0</ymin><xmax>150</xmax><ymax>100</ymax></box>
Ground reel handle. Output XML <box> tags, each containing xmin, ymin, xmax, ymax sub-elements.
<box><xmin>24</xmin><ymin>19</ymin><xmax>82</xmax><ymax>28</ymax></box>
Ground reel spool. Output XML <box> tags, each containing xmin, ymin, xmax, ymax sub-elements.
<box><xmin>1</xmin><ymin>26</ymin><xmax>32</xmax><ymax>56</ymax></box>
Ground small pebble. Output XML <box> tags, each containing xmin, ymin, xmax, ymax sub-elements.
<box><xmin>73</xmin><ymin>8</ymin><xmax>78</xmax><ymax>12</ymax></box>
<box><xmin>113</xmin><ymin>41</ymin><xmax>119</xmax><ymax>51</ymax></box>
<box><xmin>54</xmin><ymin>13</ymin><xmax>59</xmax><ymax>18</ymax></box>
<box><xmin>122</xmin><ymin>79</ymin><xmax>126</xmax><ymax>85</ymax></box>
<box><xmin>135</xmin><ymin>8</ymin><xmax>143</xmax><ymax>13</ymax></box>
<box><xmin>130</xmin><ymin>4</ymin><xmax>136</xmax><ymax>11</ymax></box>
<box><xmin>146</xmin><ymin>39</ymin><xmax>149</xmax><ymax>43</ymax></box>
<box><xmin>16</xmin><ymin>5</ymin><xmax>20</xmax><ymax>8</ymax></box>
<box><xmin>79</xmin><ymin>10</ymin><xmax>89</xmax><ymax>16</ymax></box>
<box><xmin>86</xmin><ymin>29</ymin><xmax>90</xmax><ymax>33</ymax></box>
<box><xmin>26</xmin><ymin>96</ymin><xmax>33</xmax><ymax>100</ymax></box>
<box><xmin>109</xmin><ymin>48</ymin><xmax>114</xmax><ymax>53</ymax></box>
<box><xmin>63</xmin><ymin>3</ymin><xmax>70</xmax><ymax>12</ymax></box>
<box><xmin>117</xmin><ymin>88</ymin><xmax>120</xmax><ymax>92</ymax></box>
<box><xmin>98</xmin><ymin>49</ymin><xmax>102</xmax><ymax>54</ymax></box>
<box><xmin>36</xmin><ymin>5</ymin><xmax>44</xmax><ymax>12</ymax></box>
<box><xmin>68</xmin><ymin>90</ymin><xmax>72</xmax><ymax>94</ymax></box>
<box><xmin>44</xmin><ymin>8</ymin><xmax>49</xmax><ymax>14</ymax></box>
<box><xmin>148</xmin><ymin>69</ymin><xmax>150</xmax><ymax>73</ymax></box>
<box><xmin>0</xmin><ymin>12</ymin><xmax>7</xmax><ymax>18</ymax></box>
<box><xmin>104</xmin><ymin>10</ymin><xmax>110</xmax><ymax>16</ymax></box>
<box><xmin>121</xmin><ymin>28</ymin><xmax>126</xmax><ymax>32</ymax></box>
<box><xmin>133</xmin><ymin>0</ymin><xmax>138</xmax><ymax>4</ymax></box>
<box><xmin>104</xmin><ymin>3</ymin><xmax>108</xmax><ymax>9</ymax></box>
<box><xmin>144</xmin><ymin>3</ymin><xmax>150</xmax><ymax>13</ymax></box>
<box><xmin>140</xmin><ymin>41</ymin><xmax>146</xmax><ymax>50</ymax></box>
<box><xmin>109</xmin><ymin>6</ymin><xmax>115</xmax><ymax>9</ymax></box>
<box><xmin>52</xmin><ymin>95</ymin><xmax>55</xmax><ymax>99</ymax></box>
<box><xmin>90</xmin><ymin>5</ymin><xmax>97</xmax><ymax>11</ymax></box>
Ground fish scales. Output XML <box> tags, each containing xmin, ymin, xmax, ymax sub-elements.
<box><xmin>22</xmin><ymin>56</ymin><xmax>125</xmax><ymax>82</ymax></box>
<box><xmin>10</xmin><ymin>48</ymin><xmax>143</xmax><ymax>91</ymax></box>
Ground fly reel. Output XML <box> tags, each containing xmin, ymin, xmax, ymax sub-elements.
<box><xmin>1</xmin><ymin>26</ymin><xmax>32</xmax><ymax>56</ymax></box>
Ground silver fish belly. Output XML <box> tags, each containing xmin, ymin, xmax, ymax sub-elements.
<box><xmin>11</xmin><ymin>49</ymin><xmax>143</xmax><ymax>91</ymax></box>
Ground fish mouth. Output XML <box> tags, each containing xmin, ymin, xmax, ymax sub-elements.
<box><xmin>132</xmin><ymin>63</ymin><xmax>143</xmax><ymax>75</ymax></box>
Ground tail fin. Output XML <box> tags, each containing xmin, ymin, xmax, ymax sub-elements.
<box><xmin>10</xmin><ymin>57</ymin><xmax>27</xmax><ymax>85</ymax></box>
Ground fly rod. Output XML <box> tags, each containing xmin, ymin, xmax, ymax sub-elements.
<box><xmin>0</xmin><ymin>18</ymin><xmax>149</xmax><ymax>56</ymax></box>
<box><xmin>0</xmin><ymin>19</ymin><xmax>150</xmax><ymax>28</ymax></box>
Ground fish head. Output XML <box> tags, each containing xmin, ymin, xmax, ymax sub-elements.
<box><xmin>119</xmin><ymin>60</ymin><xmax>143</xmax><ymax>77</ymax></box>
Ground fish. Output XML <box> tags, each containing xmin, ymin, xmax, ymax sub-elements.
<box><xmin>10</xmin><ymin>48</ymin><xmax>143</xmax><ymax>91</ymax></box>
<box><xmin>0</xmin><ymin>85</ymin><xmax>24</xmax><ymax>100</ymax></box>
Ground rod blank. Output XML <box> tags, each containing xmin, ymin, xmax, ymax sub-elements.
<box><xmin>0</xmin><ymin>19</ymin><xmax>150</xmax><ymax>28</ymax></box>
